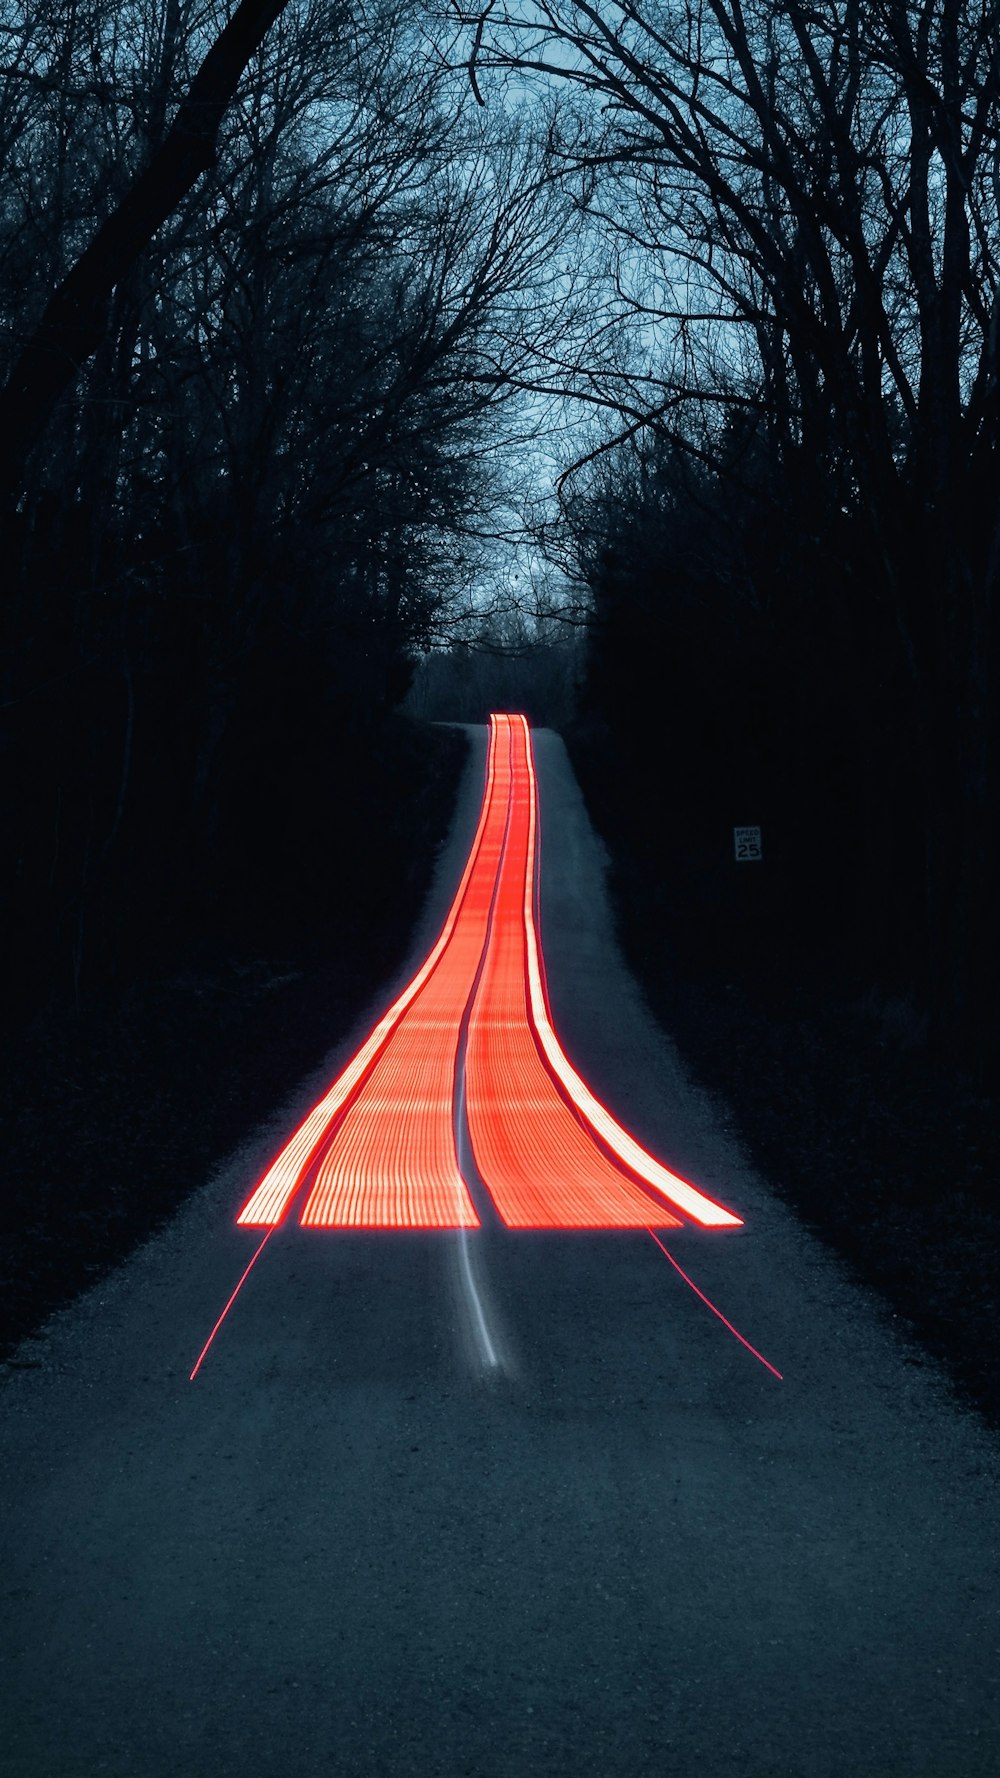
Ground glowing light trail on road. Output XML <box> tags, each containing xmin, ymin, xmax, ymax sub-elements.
<box><xmin>298</xmin><ymin>711</ymin><xmax>512</xmax><ymax>1226</ymax></box>
<box><xmin>466</xmin><ymin>717</ymin><xmax>684</xmax><ymax>1227</ymax></box>
<box><xmin>236</xmin><ymin>719</ymin><xmax>507</xmax><ymax>1226</ymax></box>
<box><xmin>235</xmin><ymin>712</ymin><xmax>741</xmax><ymax>1232</ymax></box>
<box><xmin>192</xmin><ymin>714</ymin><xmax>774</xmax><ymax>1381</ymax></box>
<box><xmin>513</xmin><ymin>715</ymin><xmax>743</xmax><ymax>1230</ymax></box>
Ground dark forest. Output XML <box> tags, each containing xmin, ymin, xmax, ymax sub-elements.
<box><xmin>2</xmin><ymin>0</ymin><xmax>998</xmax><ymax>1411</ymax></box>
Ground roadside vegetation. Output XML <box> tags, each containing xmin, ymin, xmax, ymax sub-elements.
<box><xmin>0</xmin><ymin>718</ymin><xmax>465</xmax><ymax>1358</ymax></box>
<box><xmin>570</xmin><ymin>721</ymin><xmax>1000</xmax><ymax>1433</ymax></box>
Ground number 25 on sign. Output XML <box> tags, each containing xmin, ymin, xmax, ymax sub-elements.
<box><xmin>734</xmin><ymin>825</ymin><xmax>762</xmax><ymax>861</ymax></box>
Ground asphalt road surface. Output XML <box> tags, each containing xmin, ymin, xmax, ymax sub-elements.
<box><xmin>1</xmin><ymin>726</ymin><xmax>998</xmax><ymax>1778</ymax></box>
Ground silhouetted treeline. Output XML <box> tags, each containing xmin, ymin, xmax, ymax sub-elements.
<box><xmin>447</xmin><ymin>0</ymin><xmax>1000</xmax><ymax>1081</ymax></box>
<box><xmin>405</xmin><ymin>606</ymin><xmax>584</xmax><ymax>728</ymax></box>
<box><xmin>563</xmin><ymin>412</ymin><xmax>996</xmax><ymax>1078</ymax></box>
<box><xmin>0</xmin><ymin>0</ymin><xmax>572</xmax><ymax>1019</ymax></box>
<box><xmin>6</xmin><ymin>0</ymin><xmax>999</xmax><ymax>1086</ymax></box>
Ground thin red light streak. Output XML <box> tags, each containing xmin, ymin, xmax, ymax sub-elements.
<box><xmin>189</xmin><ymin>1227</ymin><xmax>276</xmax><ymax>1380</ymax></box>
<box><xmin>646</xmin><ymin>1227</ymin><xmax>783</xmax><ymax>1379</ymax></box>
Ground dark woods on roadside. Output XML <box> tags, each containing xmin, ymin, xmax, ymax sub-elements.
<box><xmin>0</xmin><ymin>0</ymin><xmax>562</xmax><ymax>1345</ymax></box>
<box><xmin>0</xmin><ymin>0</ymin><xmax>565</xmax><ymax>1022</ymax></box>
<box><xmin>1</xmin><ymin>0</ymin><xmax>998</xmax><ymax>1416</ymax></box>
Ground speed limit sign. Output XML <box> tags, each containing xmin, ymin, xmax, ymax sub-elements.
<box><xmin>733</xmin><ymin>825</ymin><xmax>762</xmax><ymax>861</ymax></box>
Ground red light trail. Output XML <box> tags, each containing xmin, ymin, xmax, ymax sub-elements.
<box><xmin>645</xmin><ymin>1229</ymin><xmax>784</xmax><ymax>1379</ymax></box>
<box><xmin>464</xmin><ymin>719</ymin><xmax>685</xmax><ymax>1226</ymax></box>
<box><xmin>189</xmin><ymin>1226</ymin><xmax>276</xmax><ymax>1381</ymax></box>
<box><xmin>236</xmin><ymin>713</ymin><xmax>742</xmax><ymax>1233</ymax></box>
<box><xmin>236</xmin><ymin>715</ymin><xmax>506</xmax><ymax>1227</ymax></box>
<box><xmin>297</xmin><ymin>714</ymin><xmax>515</xmax><ymax>1227</ymax></box>
<box><xmin>194</xmin><ymin>715</ymin><xmax>779</xmax><ymax>1382</ymax></box>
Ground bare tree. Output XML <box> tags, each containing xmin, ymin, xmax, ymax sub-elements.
<box><xmin>0</xmin><ymin>0</ymin><xmax>590</xmax><ymax>1006</ymax></box>
<box><xmin>0</xmin><ymin>0</ymin><xmax>293</xmax><ymax>508</ymax></box>
<box><xmin>451</xmin><ymin>0</ymin><xmax>1000</xmax><ymax>1057</ymax></box>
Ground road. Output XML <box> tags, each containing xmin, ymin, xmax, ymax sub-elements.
<box><xmin>1</xmin><ymin>724</ymin><xmax>998</xmax><ymax>1778</ymax></box>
